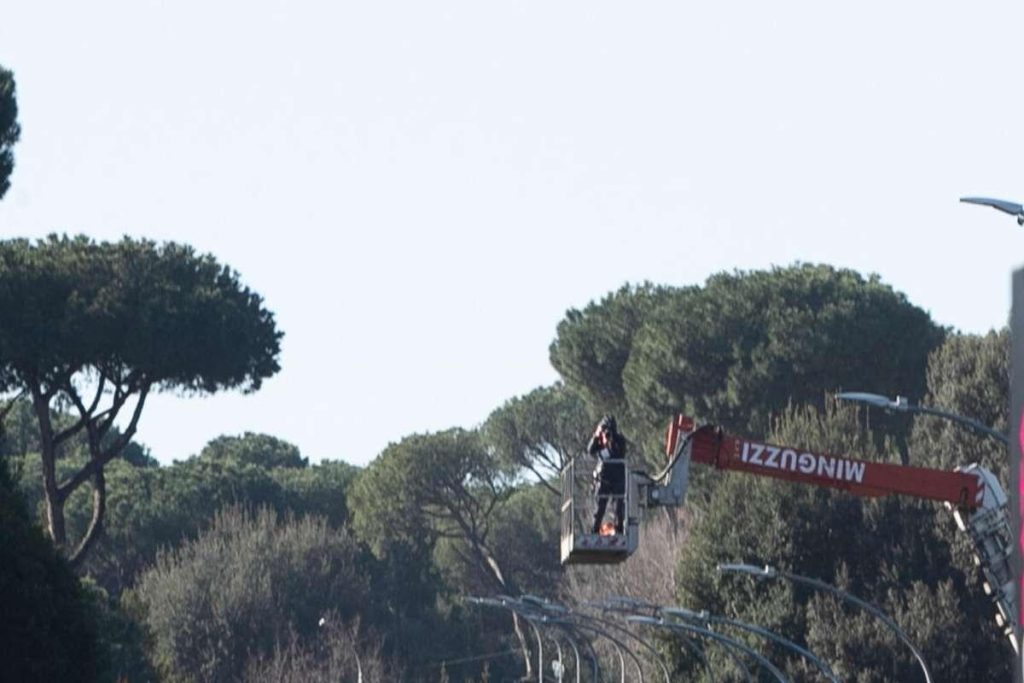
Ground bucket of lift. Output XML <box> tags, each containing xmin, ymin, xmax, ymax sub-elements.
<box><xmin>559</xmin><ymin>454</ymin><xmax>640</xmax><ymax>565</ymax></box>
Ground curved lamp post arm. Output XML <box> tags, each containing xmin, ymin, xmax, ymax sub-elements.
<box><xmin>538</xmin><ymin>617</ymin><xmax>599</xmax><ymax>683</ymax></box>
<box><xmin>590</xmin><ymin>598</ymin><xmax>715</xmax><ymax>683</ymax></box>
<box><xmin>559</xmin><ymin>631</ymin><xmax>582</xmax><ymax>683</ymax></box>
<box><xmin>530</xmin><ymin>622</ymin><xmax>582</xmax><ymax>683</ymax></box>
<box><xmin>574</xmin><ymin>628</ymin><xmax>602</xmax><ymax>682</ymax></box>
<box><xmin>907</xmin><ymin>404</ymin><xmax>1008</xmax><ymax>446</ymax></box>
<box><xmin>674</xmin><ymin>630</ymin><xmax>717</xmax><ymax>683</ymax></box>
<box><xmin>517</xmin><ymin>595</ymin><xmax>596</xmax><ymax>682</ymax></box>
<box><xmin>835</xmin><ymin>392</ymin><xmax>1007</xmax><ymax>445</ymax></box>
<box><xmin>467</xmin><ymin>597</ymin><xmax>545</xmax><ymax>682</ymax></box>
<box><xmin>551</xmin><ymin>638</ymin><xmax>564</xmax><ymax>683</ymax></box>
<box><xmin>567</xmin><ymin>621</ymin><xmax>642</xmax><ymax>683</ymax></box>
<box><xmin>527</xmin><ymin>594</ymin><xmax>665</xmax><ymax>683</ymax></box>
<box><xmin>701</xmin><ymin>638</ymin><xmax>754</xmax><ymax>683</ymax></box>
<box><xmin>662</xmin><ymin>607</ymin><xmax>838</xmax><ymax>683</ymax></box>
<box><xmin>718</xmin><ymin>564</ymin><xmax>932</xmax><ymax>683</ymax></box>
<box><xmin>628</xmin><ymin>616</ymin><xmax>785</xmax><ymax>683</ymax></box>
<box><xmin>581</xmin><ymin>610</ymin><xmax>671</xmax><ymax>683</ymax></box>
<box><xmin>515</xmin><ymin>596</ymin><xmax>600</xmax><ymax>682</ymax></box>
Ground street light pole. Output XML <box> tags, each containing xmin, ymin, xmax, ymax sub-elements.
<box><xmin>835</xmin><ymin>391</ymin><xmax>1008</xmax><ymax>445</ymax></box>
<box><xmin>719</xmin><ymin>563</ymin><xmax>933</xmax><ymax>683</ymax></box>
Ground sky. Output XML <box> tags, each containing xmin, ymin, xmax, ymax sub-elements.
<box><xmin>1</xmin><ymin>1</ymin><xmax>1022</xmax><ymax>468</ymax></box>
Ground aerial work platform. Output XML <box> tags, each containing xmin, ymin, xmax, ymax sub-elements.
<box><xmin>559</xmin><ymin>454</ymin><xmax>640</xmax><ymax>565</ymax></box>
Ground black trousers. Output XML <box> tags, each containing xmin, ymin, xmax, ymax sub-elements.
<box><xmin>592</xmin><ymin>478</ymin><xmax>625</xmax><ymax>534</ymax></box>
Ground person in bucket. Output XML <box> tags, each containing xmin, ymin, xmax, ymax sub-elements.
<box><xmin>588</xmin><ymin>415</ymin><xmax>627</xmax><ymax>534</ymax></box>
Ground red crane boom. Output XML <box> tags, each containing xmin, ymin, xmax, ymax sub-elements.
<box><xmin>666</xmin><ymin>415</ymin><xmax>982</xmax><ymax>509</ymax></box>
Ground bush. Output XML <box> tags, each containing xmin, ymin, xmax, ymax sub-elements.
<box><xmin>133</xmin><ymin>505</ymin><xmax>375</xmax><ymax>682</ymax></box>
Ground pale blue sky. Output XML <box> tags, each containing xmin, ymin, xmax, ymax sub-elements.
<box><xmin>1</xmin><ymin>1</ymin><xmax>1021</xmax><ymax>467</ymax></box>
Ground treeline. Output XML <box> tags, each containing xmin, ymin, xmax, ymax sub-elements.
<box><xmin>0</xmin><ymin>67</ymin><xmax>1015</xmax><ymax>681</ymax></box>
<box><xmin>3</xmin><ymin>260</ymin><xmax>1014</xmax><ymax>681</ymax></box>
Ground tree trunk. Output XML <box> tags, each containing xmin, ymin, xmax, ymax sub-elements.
<box><xmin>32</xmin><ymin>387</ymin><xmax>67</xmax><ymax>548</ymax></box>
<box><xmin>68</xmin><ymin>468</ymin><xmax>105</xmax><ymax>569</ymax></box>
<box><xmin>473</xmin><ymin>541</ymin><xmax>534</xmax><ymax>679</ymax></box>
<box><xmin>43</xmin><ymin>472</ymin><xmax>67</xmax><ymax>548</ymax></box>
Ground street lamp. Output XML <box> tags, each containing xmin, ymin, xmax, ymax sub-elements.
<box><xmin>718</xmin><ymin>563</ymin><xmax>933</xmax><ymax>683</ymax></box>
<box><xmin>835</xmin><ymin>391</ymin><xmax>1007</xmax><ymax>445</ymax></box>
<box><xmin>960</xmin><ymin>196</ymin><xmax>1024</xmax><ymax>226</ymax></box>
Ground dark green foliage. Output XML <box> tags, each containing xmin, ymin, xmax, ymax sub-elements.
<box><xmin>363</xmin><ymin>535</ymin><xmax>467</xmax><ymax>677</ymax></box>
<box><xmin>81</xmin><ymin>579</ymin><xmax>157</xmax><ymax>683</ymax></box>
<box><xmin>0</xmin><ymin>458</ymin><xmax>98</xmax><ymax>682</ymax></box>
<box><xmin>549</xmin><ymin>282</ymin><xmax>673</xmax><ymax>419</ymax></box>
<box><xmin>0</xmin><ymin>65</ymin><xmax>19</xmax><ymax>199</ymax></box>
<box><xmin>0</xmin><ymin>235</ymin><xmax>282</xmax><ymax>394</ymax></box>
<box><xmin>482</xmin><ymin>382</ymin><xmax>592</xmax><ymax>493</ymax></box>
<box><xmin>350</xmin><ymin>429</ymin><xmax>514</xmax><ymax>559</ymax></box>
<box><xmin>133</xmin><ymin>505</ymin><xmax>372</xmax><ymax>683</ymax></box>
<box><xmin>349</xmin><ymin>430</ymin><xmax>535</xmax><ymax>680</ymax></box>
<box><xmin>486</xmin><ymin>484</ymin><xmax>561</xmax><ymax>594</ymax></box>
<box><xmin>198</xmin><ymin>432</ymin><xmax>308</xmax><ymax>469</ymax></box>
<box><xmin>623</xmin><ymin>265</ymin><xmax>944</xmax><ymax>441</ymax></box>
<box><xmin>908</xmin><ymin>329</ymin><xmax>1008</xmax><ymax>475</ymax></box>
<box><xmin>433</xmin><ymin>482</ymin><xmax>561</xmax><ymax>597</ymax></box>
<box><xmin>0</xmin><ymin>234</ymin><xmax>283</xmax><ymax>564</ymax></box>
<box><xmin>12</xmin><ymin>442</ymin><xmax>356</xmax><ymax>596</ymax></box>
<box><xmin>0</xmin><ymin>398</ymin><xmax>39</xmax><ymax>458</ymax></box>
<box><xmin>549</xmin><ymin>266</ymin><xmax>944</xmax><ymax>462</ymax></box>
<box><xmin>271</xmin><ymin>459</ymin><xmax>358</xmax><ymax>527</ymax></box>
<box><xmin>804</xmin><ymin>578</ymin><xmax>1005</xmax><ymax>683</ymax></box>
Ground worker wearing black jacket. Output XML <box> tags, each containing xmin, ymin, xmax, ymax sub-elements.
<box><xmin>588</xmin><ymin>415</ymin><xmax>627</xmax><ymax>534</ymax></box>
